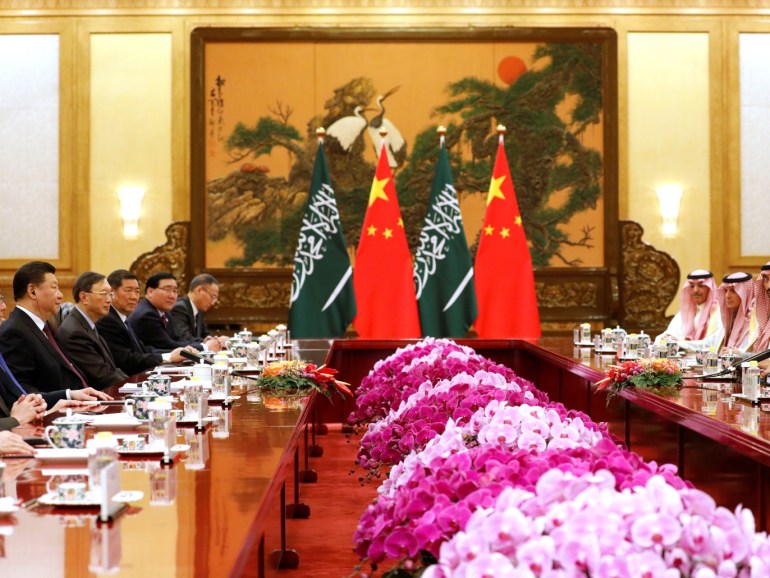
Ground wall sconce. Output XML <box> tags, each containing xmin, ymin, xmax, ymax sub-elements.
<box><xmin>118</xmin><ymin>186</ymin><xmax>145</xmax><ymax>240</ymax></box>
<box><xmin>656</xmin><ymin>184</ymin><xmax>683</xmax><ymax>237</ymax></box>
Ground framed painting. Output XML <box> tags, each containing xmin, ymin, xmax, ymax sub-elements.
<box><xmin>190</xmin><ymin>27</ymin><xmax>618</xmax><ymax>331</ymax></box>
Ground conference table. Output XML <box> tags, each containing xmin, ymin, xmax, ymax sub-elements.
<box><xmin>0</xmin><ymin>340</ymin><xmax>331</xmax><ymax>578</ymax></box>
<box><xmin>2</xmin><ymin>337</ymin><xmax>770</xmax><ymax>577</ymax></box>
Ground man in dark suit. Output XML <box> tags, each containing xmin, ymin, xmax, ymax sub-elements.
<box><xmin>129</xmin><ymin>272</ymin><xmax>211</xmax><ymax>353</ymax></box>
<box><xmin>56</xmin><ymin>272</ymin><xmax>128</xmax><ymax>390</ymax></box>
<box><xmin>97</xmin><ymin>269</ymin><xmax>189</xmax><ymax>375</ymax></box>
<box><xmin>0</xmin><ymin>261</ymin><xmax>112</xmax><ymax>405</ymax></box>
<box><xmin>170</xmin><ymin>273</ymin><xmax>227</xmax><ymax>350</ymax></box>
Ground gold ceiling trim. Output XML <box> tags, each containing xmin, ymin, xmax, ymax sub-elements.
<box><xmin>4</xmin><ymin>0</ymin><xmax>770</xmax><ymax>16</ymax></box>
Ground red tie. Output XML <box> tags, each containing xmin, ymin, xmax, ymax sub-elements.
<box><xmin>43</xmin><ymin>324</ymin><xmax>89</xmax><ymax>389</ymax></box>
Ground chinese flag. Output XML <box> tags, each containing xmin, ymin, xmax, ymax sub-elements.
<box><xmin>353</xmin><ymin>142</ymin><xmax>421</xmax><ymax>338</ymax></box>
<box><xmin>474</xmin><ymin>136</ymin><xmax>541</xmax><ymax>338</ymax></box>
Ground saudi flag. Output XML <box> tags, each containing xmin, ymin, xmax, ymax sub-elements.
<box><xmin>413</xmin><ymin>134</ymin><xmax>477</xmax><ymax>337</ymax></box>
<box><xmin>288</xmin><ymin>138</ymin><xmax>355</xmax><ymax>338</ymax></box>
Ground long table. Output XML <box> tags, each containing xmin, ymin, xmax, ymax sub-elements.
<box><xmin>0</xmin><ymin>340</ymin><xmax>331</xmax><ymax>578</ymax></box>
<box><xmin>3</xmin><ymin>337</ymin><xmax>770</xmax><ymax>577</ymax></box>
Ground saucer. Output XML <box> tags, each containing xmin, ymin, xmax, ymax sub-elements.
<box><xmin>35</xmin><ymin>448</ymin><xmax>90</xmax><ymax>461</ymax></box>
<box><xmin>0</xmin><ymin>497</ymin><xmax>19</xmax><ymax>515</ymax></box>
<box><xmin>38</xmin><ymin>491</ymin><xmax>100</xmax><ymax>508</ymax></box>
<box><xmin>112</xmin><ymin>490</ymin><xmax>144</xmax><ymax>503</ymax></box>
<box><xmin>176</xmin><ymin>415</ymin><xmax>218</xmax><ymax>426</ymax></box>
<box><xmin>117</xmin><ymin>445</ymin><xmax>165</xmax><ymax>457</ymax></box>
<box><xmin>87</xmin><ymin>414</ymin><xmax>142</xmax><ymax>429</ymax></box>
<box><xmin>207</xmin><ymin>394</ymin><xmax>240</xmax><ymax>402</ymax></box>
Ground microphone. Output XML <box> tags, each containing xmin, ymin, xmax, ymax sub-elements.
<box><xmin>179</xmin><ymin>349</ymin><xmax>212</xmax><ymax>365</ymax></box>
<box><xmin>700</xmin><ymin>348</ymin><xmax>770</xmax><ymax>380</ymax></box>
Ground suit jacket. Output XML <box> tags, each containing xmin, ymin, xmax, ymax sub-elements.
<box><xmin>170</xmin><ymin>296</ymin><xmax>209</xmax><ymax>341</ymax></box>
<box><xmin>96</xmin><ymin>306</ymin><xmax>163</xmax><ymax>376</ymax></box>
<box><xmin>128</xmin><ymin>299</ymin><xmax>203</xmax><ymax>353</ymax></box>
<box><xmin>0</xmin><ymin>308</ymin><xmax>86</xmax><ymax>397</ymax></box>
<box><xmin>56</xmin><ymin>307</ymin><xmax>128</xmax><ymax>390</ymax></box>
<box><xmin>0</xmin><ymin>394</ymin><xmax>19</xmax><ymax>431</ymax></box>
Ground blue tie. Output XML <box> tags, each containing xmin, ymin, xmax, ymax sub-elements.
<box><xmin>0</xmin><ymin>352</ymin><xmax>26</xmax><ymax>395</ymax></box>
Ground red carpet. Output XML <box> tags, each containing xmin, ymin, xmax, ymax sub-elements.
<box><xmin>243</xmin><ymin>424</ymin><xmax>379</xmax><ymax>577</ymax></box>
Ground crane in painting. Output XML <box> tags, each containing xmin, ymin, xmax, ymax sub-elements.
<box><xmin>367</xmin><ymin>85</ymin><xmax>407</xmax><ymax>168</ymax></box>
<box><xmin>326</xmin><ymin>105</ymin><xmax>373</xmax><ymax>152</ymax></box>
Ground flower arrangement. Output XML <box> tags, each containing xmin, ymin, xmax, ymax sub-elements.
<box><xmin>357</xmin><ymin>371</ymin><xmax>540</xmax><ymax>472</ymax></box>
<box><xmin>596</xmin><ymin>358</ymin><xmax>683</xmax><ymax>401</ymax></box>
<box><xmin>349</xmin><ymin>339</ymin><xmax>546</xmax><ymax>427</ymax></box>
<box><xmin>255</xmin><ymin>360</ymin><xmax>351</xmax><ymax>399</ymax></box>
<box><xmin>424</xmin><ymin>470</ymin><xmax>770</xmax><ymax>578</ymax></box>
<box><xmin>355</xmin><ymin>437</ymin><xmax>689</xmax><ymax>568</ymax></box>
<box><xmin>347</xmin><ymin>340</ymin><xmax>770</xmax><ymax>578</ymax></box>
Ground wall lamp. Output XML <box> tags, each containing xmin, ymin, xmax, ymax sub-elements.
<box><xmin>656</xmin><ymin>184</ymin><xmax>683</xmax><ymax>237</ymax></box>
<box><xmin>118</xmin><ymin>185</ymin><xmax>145</xmax><ymax>240</ymax></box>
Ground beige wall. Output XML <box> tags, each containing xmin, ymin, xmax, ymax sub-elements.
<box><xmin>90</xmin><ymin>33</ymin><xmax>173</xmax><ymax>275</ymax></box>
<box><xmin>0</xmin><ymin>1</ymin><xmax>769</xmax><ymax>310</ymax></box>
<box><xmin>627</xmin><ymin>32</ymin><xmax>711</xmax><ymax>315</ymax></box>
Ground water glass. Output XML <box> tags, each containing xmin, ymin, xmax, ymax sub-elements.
<box><xmin>184</xmin><ymin>384</ymin><xmax>203</xmax><ymax>419</ymax></box>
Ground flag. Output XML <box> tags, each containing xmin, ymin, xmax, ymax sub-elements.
<box><xmin>474</xmin><ymin>133</ymin><xmax>541</xmax><ymax>338</ymax></box>
<box><xmin>288</xmin><ymin>137</ymin><xmax>356</xmax><ymax>338</ymax></box>
<box><xmin>353</xmin><ymin>140</ymin><xmax>421</xmax><ymax>338</ymax></box>
<box><xmin>413</xmin><ymin>133</ymin><xmax>477</xmax><ymax>337</ymax></box>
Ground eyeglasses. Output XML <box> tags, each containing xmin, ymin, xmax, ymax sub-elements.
<box><xmin>202</xmin><ymin>287</ymin><xmax>219</xmax><ymax>303</ymax></box>
<box><xmin>156</xmin><ymin>286</ymin><xmax>179</xmax><ymax>294</ymax></box>
<box><xmin>86</xmin><ymin>291</ymin><xmax>114</xmax><ymax>298</ymax></box>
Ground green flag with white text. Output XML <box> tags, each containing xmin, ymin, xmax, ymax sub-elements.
<box><xmin>288</xmin><ymin>139</ymin><xmax>355</xmax><ymax>338</ymax></box>
<box><xmin>413</xmin><ymin>136</ymin><xmax>477</xmax><ymax>337</ymax></box>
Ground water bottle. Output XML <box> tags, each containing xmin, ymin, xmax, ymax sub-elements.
<box><xmin>743</xmin><ymin>361</ymin><xmax>761</xmax><ymax>402</ymax></box>
<box><xmin>703</xmin><ymin>347</ymin><xmax>719</xmax><ymax>375</ymax></box>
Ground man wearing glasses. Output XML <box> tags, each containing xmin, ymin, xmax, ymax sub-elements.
<box><xmin>56</xmin><ymin>271</ymin><xmax>129</xmax><ymax>390</ymax></box>
<box><xmin>97</xmin><ymin>269</ymin><xmax>190</xmax><ymax>375</ymax></box>
<box><xmin>170</xmin><ymin>273</ymin><xmax>227</xmax><ymax>349</ymax></box>
<box><xmin>129</xmin><ymin>272</ymin><xmax>222</xmax><ymax>353</ymax></box>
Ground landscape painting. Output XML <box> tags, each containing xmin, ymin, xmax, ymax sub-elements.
<box><xmin>193</xmin><ymin>28</ymin><xmax>615</xmax><ymax>274</ymax></box>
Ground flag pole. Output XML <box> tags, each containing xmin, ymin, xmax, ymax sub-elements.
<box><xmin>497</xmin><ymin>123</ymin><xmax>506</xmax><ymax>144</ymax></box>
<box><xmin>437</xmin><ymin>124</ymin><xmax>446</xmax><ymax>147</ymax></box>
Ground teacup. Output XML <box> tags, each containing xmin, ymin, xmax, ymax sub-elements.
<box><xmin>192</xmin><ymin>363</ymin><xmax>212</xmax><ymax>381</ymax></box>
<box><xmin>231</xmin><ymin>343</ymin><xmax>249</xmax><ymax>358</ymax></box>
<box><xmin>147</xmin><ymin>374</ymin><xmax>172</xmax><ymax>396</ymax></box>
<box><xmin>45</xmin><ymin>416</ymin><xmax>87</xmax><ymax>449</ymax></box>
<box><xmin>199</xmin><ymin>351</ymin><xmax>216</xmax><ymax>362</ymax></box>
<box><xmin>57</xmin><ymin>481</ymin><xmax>87</xmax><ymax>502</ymax></box>
<box><xmin>121</xmin><ymin>435</ymin><xmax>145</xmax><ymax>452</ymax></box>
<box><xmin>125</xmin><ymin>391</ymin><xmax>157</xmax><ymax>421</ymax></box>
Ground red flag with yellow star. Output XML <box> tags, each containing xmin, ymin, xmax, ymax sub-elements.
<box><xmin>353</xmin><ymin>142</ymin><xmax>421</xmax><ymax>338</ymax></box>
<box><xmin>474</xmin><ymin>136</ymin><xmax>541</xmax><ymax>338</ymax></box>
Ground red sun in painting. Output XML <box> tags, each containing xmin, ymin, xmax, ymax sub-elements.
<box><xmin>497</xmin><ymin>56</ymin><xmax>527</xmax><ymax>85</ymax></box>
